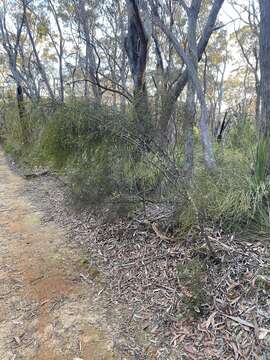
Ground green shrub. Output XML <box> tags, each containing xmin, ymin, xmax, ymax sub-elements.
<box><xmin>37</xmin><ymin>100</ymin><xmax>161</xmax><ymax>204</ymax></box>
<box><xmin>176</xmin><ymin>142</ymin><xmax>270</xmax><ymax>234</ymax></box>
<box><xmin>1</xmin><ymin>98</ymin><xmax>270</xmax><ymax>233</ymax></box>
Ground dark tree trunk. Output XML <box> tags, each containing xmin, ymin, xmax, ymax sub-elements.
<box><xmin>125</xmin><ymin>0</ymin><xmax>151</xmax><ymax>141</ymax></box>
<box><xmin>17</xmin><ymin>84</ymin><xmax>25</xmax><ymax>121</ymax></box>
<box><xmin>16</xmin><ymin>84</ymin><xmax>28</xmax><ymax>144</ymax></box>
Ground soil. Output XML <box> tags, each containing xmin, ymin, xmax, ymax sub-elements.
<box><xmin>0</xmin><ymin>149</ymin><xmax>122</xmax><ymax>360</ymax></box>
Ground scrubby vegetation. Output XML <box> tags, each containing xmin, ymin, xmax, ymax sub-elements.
<box><xmin>1</xmin><ymin>98</ymin><xmax>270</xmax><ymax>238</ymax></box>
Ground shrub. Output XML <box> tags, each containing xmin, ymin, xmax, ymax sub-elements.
<box><xmin>1</xmin><ymin>98</ymin><xmax>270</xmax><ymax>234</ymax></box>
<box><xmin>33</xmin><ymin>100</ymin><xmax>161</xmax><ymax>205</ymax></box>
<box><xmin>175</xmin><ymin>139</ymin><xmax>270</xmax><ymax>235</ymax></box>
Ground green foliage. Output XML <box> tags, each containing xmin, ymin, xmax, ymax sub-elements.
<box><xmin>177</xmin><ymin>139</ymin><xmax>270</xmax><ymax>234</ymax></box>
<box><xmin>246</xmin><ymin>138</ymin><xmax>270</xmax><ymax>231</ymax></box>
<box><xmin>3</xmin><ymin>142</ymin><xmax>16</xmax><ymax>155</ymax></box>
<box><xmin>177</xmin><ymin>257</ymin><xmax>209</xmax><ymax>316</ymax></box>
<box><xmin>226</xmin><ymin>118</ymin><xmax>257</xmax><ymax>150</ymax></box>
<box><xmin>1</xmin><ymin>99</ymin><xmax>270</xmax><ymax>233</ymax></box>
<box><xmin>1</xmin><ymin>103</ymin><xmax>24</xmax><ymax>157</ymax></box>
<box><xmin>40</xmin><ymin>101</ymin><xmax>136</xmax><ymax>202</ymax></box>
<box><xmin>177</xmin><ymin>155</ymin><xmax>250</xmax><ymax>233</ymax></box>
<box><xmin>1</xmin><ymin>99</ymin><xmax>161</xmax><ymax>207</ymax></box>
<box><xmin>253</xmin><ymin>138</ymin><xmax>270</xmax><ymax>186</ymax></box>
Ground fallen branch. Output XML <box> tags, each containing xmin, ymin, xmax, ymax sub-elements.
<box><xmin>24</xmin><ymin>170</ymin><xmax>49</xmax><ymax>179</ymax></box>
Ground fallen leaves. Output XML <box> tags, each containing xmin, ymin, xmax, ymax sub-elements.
<box><xmin>23</xmin><ymin>176</ymin><xmax>270</xmax><ymax>360</ymax></box>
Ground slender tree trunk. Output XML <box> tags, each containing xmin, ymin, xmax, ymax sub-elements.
<box><xmin>255</xmin><ymin>79</ymin><xmax>261</xmax><ymax>131</ymax></box>
<box><xmin>17</xmin><ymin>84</ymin><xmax>25</xmax><ymax>121</ymax></box>
<box><xmin>85</xmin><ymin>40</ymin><xmax>102</xmax><ymax>103</ymax></box>
<box><xmin>184</xmin><ymin>84</ymin><xmax>196</xmax><ymax>178</ymax></box>
<box><xmin>22</xmin><ymin>2</ymin><xmax>55</xmax><ymax>100</ymax></box>
<box><xmin>77</xmin><ymin>0</ymin><xmax>102</xmax><ymax>104</ymax></box>
<box><xmin>48</xmin><ymin>0</ymin><xmax>64</xmax><ymax>102</ymax></box>
<box><xmin>259</xmin><ymin>0</ymin><xmax>270</xmax><ymax>171</ymax></box>
<box><xmin>119</xmin><ymin>0</ymin><xmax>127</xmax><ymax>113</ymax></box>
<box><xmin>16</xmin><ymin>84</ymin><xmax>28</xmax><ymax>143</ymax></box>
<box><xmin>183</xmin><ymin>0</ymin><xmax>201</xmax><ymax>178</ymax></box>
<box><xmin>259</xmin><ymin>0</ymin><xmax>270</xmax><ymax>137</ymax></box>
<box><xmin>59</xmin><ymin>56</ymin><xmax>64</xmax><ymax>102</ymax></box>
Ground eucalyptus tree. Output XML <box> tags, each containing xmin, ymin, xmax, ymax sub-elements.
<box><xmin>151</xmin><ymin>0</ymin><xmax>224</xmax><ymax>171</ymax></box>
<box><xmin>21</xmin><ymin>0</ymin><xmax>55</xmax><ymax>99</ymax></box>
<box><xmin>125</xmin><ymin>0</ymin><xmax>151</xmax><ymax>139</ymax></box>
<box><xmin>183</xmin><ymin>0</ymin><xmax>202</xmax><ymax>177</ymax></box>
<box><xmin>154</xmin><ymin>0</ymin><xmax>226</xmax><ymax>144</ymax></box>
<box><xmin>73</xmin><ymin>0</ymin><xmax>102</xmax><ymax>103</ymax></box>
<box><xmin>0</xmin><ymin>0</ymin><xmax>36</xmax><ymax>132</ymax></box>
<box><xmin>47</xmin><ymin>0</ymin><xmax>65</xmax><ymax>102</ymax></box>
<box><xmin>259</xmin><ymin>0</ymin><xmax>270</xmax><ymax>147</ymax></box>
<box><xmin>0</xmin><ymin>0</ymin><xmax>38</xmax><ymax>99</ymax></box>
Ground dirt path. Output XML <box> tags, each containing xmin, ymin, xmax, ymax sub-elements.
<box><xmin>0</xmin><ymin>149</ymin><xmax>118</xmax><ymax>360</ymax></box>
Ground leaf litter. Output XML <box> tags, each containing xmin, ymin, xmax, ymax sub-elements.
<box><xmin>23</xmin><ymin>175</ymin><xmax>270</xmax><ymax>359</ymax></box>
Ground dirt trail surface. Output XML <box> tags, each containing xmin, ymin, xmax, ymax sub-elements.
<box><xmin>0</xmin><ymin>149</ymin><xmax>119</xmax><ymax>360</ymax></box>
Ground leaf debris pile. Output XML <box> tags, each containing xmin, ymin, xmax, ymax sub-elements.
<box><xmin>24</xmin><ymin>176</ymin><xmax>270</xmax><ymax>359</ymax></box>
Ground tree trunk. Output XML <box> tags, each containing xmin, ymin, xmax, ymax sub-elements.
<box><xmin>255</xmin><ymin>79</ymin><xmax>261</xmax><ymax>131</ymax></box>
<box><xmin>183</xmin><ymin>0</ymin><xmax>201</xmax><ymax>178</ymax></box>
<box><xmin>119</xmin><ymin>0</ymin><xmax>127</xmax><ymax>114</ymax></box>
<box><xmin>125</xmin><ymin>0</ymin><xmax>151</xmax><ymax>140</ymax></box>
<box><xmin>77</xmin><ymin>0</ymin><xmax>102</xmax><ymax>104</ymax></box>
<box><xmin>259</xmin><ymin>0</ymin><xmax>270</xmax><ymax>171</ymax></box>
<box><xmin>16</xmin><ymin>84</ymin><xmax>28</xmax><ymax>144</ymax></box>
<box><xmin>259</xmin><ymin>0</ymin><xmax>270</xmax><ymax>137</ymax></box>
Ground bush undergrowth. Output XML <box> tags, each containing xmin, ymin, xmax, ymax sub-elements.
<box><xmin>1</xmin><ymin>99</ymin><xmax>270</xmax><ymax>233</ymax></box>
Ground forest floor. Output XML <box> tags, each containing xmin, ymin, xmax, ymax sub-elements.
<box><xmin>0</xmin><ymin>149</ymin><xmax>131</xmax><ymax>360</ymax></box>
<box><xmin>0</xmin><ymin>148</ymin><xmax>270</xmax><ymax>359</ymax></box>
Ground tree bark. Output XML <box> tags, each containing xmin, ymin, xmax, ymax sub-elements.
<box><xmin>125</xmin><ymin>0</ymin><xmax>151</xmax><ymax>139</ymax></box>
<box><xmin>118</xmin><ymin>0</ymin><xmax>127</xmax><ymax>113</ymax></box>
<box><xmin>184</xmin><ymin>0</ymin><xmax>202</xmax><ymax>178</ymax></box>
<box><xmin>259</xmin><ymin>0</ymin><xmax>270</xmax><ymax>137</ymax></box>
<box><xmin>259</xmin><ymin>0</ymin><xmax>270</xmax><ymax>171</ymax></box>
<box><xmin>16</xmin><ymin>84</ymin><xmax>28</xmax><ymax>144</ymax></box>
